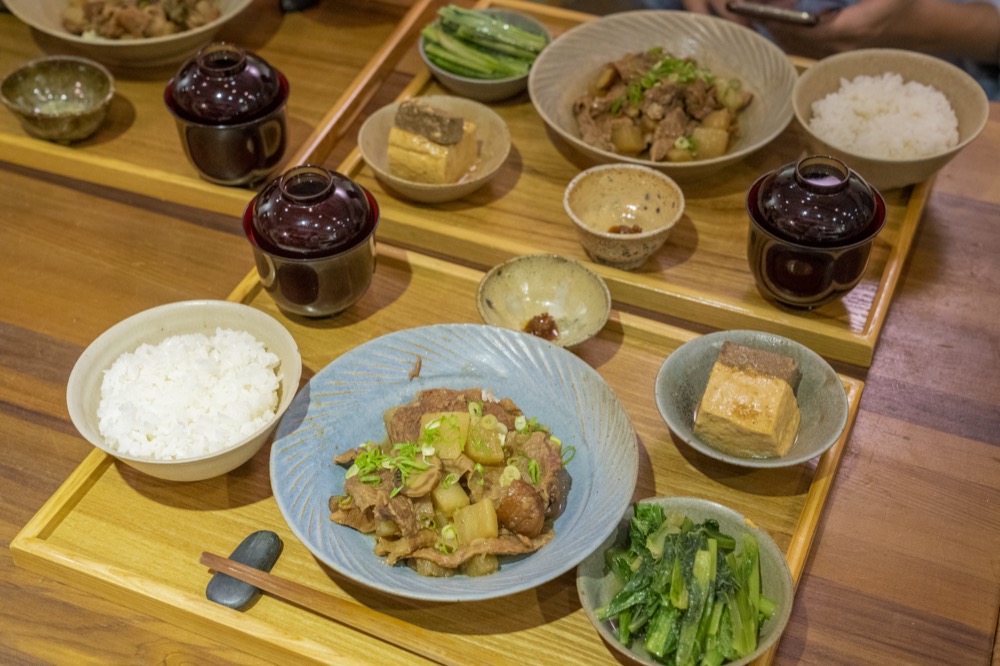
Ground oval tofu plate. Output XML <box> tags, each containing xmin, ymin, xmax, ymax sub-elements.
<box><xmin>654</xmin><ymin>330</ymin><xmax>849</xmax><ymax>468</ymax></box>
<box><xmin>357</xmin><ymin>95</ymin><xmax>511</xmax><ymax>204</ymax></box>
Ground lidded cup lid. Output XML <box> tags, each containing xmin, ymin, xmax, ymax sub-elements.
<box><xmin>245</xmin><ymin>165</ymin><xmax>378</xmax><ymax>260</ymax></box>
<box><xmin>167</xmin><ymin>42</ymin><xmax>286</xmax><ymax>125</ymax></box>
<box><xmin>750</xmin><ymin>156</ymin><xmax>883</xmax><ymax>247</ymax></box>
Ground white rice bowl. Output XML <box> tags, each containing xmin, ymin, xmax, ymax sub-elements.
<box><xmin>66</xmin><ymin>300</ymin><xmax>302</xmax><ymax>482</ymax></box>
<box><xmin>792</xmin><ymin>48</ymin><xmax>989</xmax><ymax>190</ymax></box>
<box><xmin>97</xmin><ymin>328</ymin><xmax>281</xmax><ymax>460</ymax></box>
<box><xmin>809</xmin><ymin>72</ymin><xmax>959</xmax><ymax>159</ymax></box>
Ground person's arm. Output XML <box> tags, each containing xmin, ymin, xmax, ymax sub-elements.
<box><xmin>691</xmin><ymin>0</ymin><xmax>1000</xmax><ymax>64</ymax></box>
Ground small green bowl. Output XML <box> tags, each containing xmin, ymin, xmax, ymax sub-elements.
<box><xmin>1</xmin><ymin>55</ymin><xmax>114</xmax><ymax>143</ymax></box>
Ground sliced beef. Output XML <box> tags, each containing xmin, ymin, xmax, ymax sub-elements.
<box><xmin>408</xmin><ymin>532</ymin><xmax>555</xmax><ymax>569</ymax></box>
<box><xmin>649</xmin><ymin>106</ymin><xmax>691</xmax><ymax>161</ymax></box>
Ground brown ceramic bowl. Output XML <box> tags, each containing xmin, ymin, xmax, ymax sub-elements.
<box><xmin>1</xmin><ymin>55</ymin><xmax>113</xmax><ymax>143</ymax></box>
<box><xmin>564</xmin><ymin>163</ymin><xmax>685</xmax><ymax>271</ymax></box>
<box><xmin>793</xmin><ymin>49</ymin><xmax>989</xmax><ymax>191</ymax></box>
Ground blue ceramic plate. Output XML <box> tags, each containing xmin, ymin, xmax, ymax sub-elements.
<box><xmin>654</xmin><ymin>329</ymin><xmax>848</xmax><ymax>468</ymax></box>
<box><xmin>270</xmin><ymin>324</ymin><xmax>638</xmax><ymax>601</ymax></box>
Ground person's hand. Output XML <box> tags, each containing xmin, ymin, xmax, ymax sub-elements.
<box><xmin>764</xmin><ymin>0</ymin><xmax>922</xmax><ymax>58</ymax></box>
<box><xmin>680</xmin><ymin>0</ymin><xmax>752</xmax><ymax>25</ymax></box>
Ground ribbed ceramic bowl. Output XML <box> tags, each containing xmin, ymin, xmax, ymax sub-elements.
<box><xmin>270</xmin><ymin>324</ymin><xmax>638</xmax><ymax>601</ymax></box>
<box><xmin>419</xmin><ymin>9</ymin><xmax>551</xmax><ymax>103</ymax></box>
<box><xmin>477</xmin><ymin>254</ymin><xmax>611</xmax><ymax>347</ymax></box>
<box><xmin>358</xmin><ymin>95</ymin><xmax>511</xmax><ymax>204</ymax></box>
<box><xmin>654</xmin><ymin>329</ymin><xmax>848</xmax><ymax>468</ymax></box>
<box><xmin>528</xmin><ymin>10</ymin><xmax>797</xmax><ymax>182</ymax></box>
<box><xmin>793</xmin><ymin>48</ymin><xmax>989</xmax><ymax>191</ymax></box>
<box><xmin>66</xmin><ymin>300</ymin><xmax>302</xmax><ymax>482</ymax></box>
<box><xmin>4</xmin><ymin>0</ymin><xmax>253</xmax><ymax>68</ymax></box>
<box><xmin>577</xmin><ymin>496</ymin><xmax>794</xmax><ymax>666</ymax></box>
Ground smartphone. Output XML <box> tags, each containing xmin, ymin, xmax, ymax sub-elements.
<box><xmin>725</xmin><ymin>2</ymin><xmax>820</xmax><ymax>26</ymax></box>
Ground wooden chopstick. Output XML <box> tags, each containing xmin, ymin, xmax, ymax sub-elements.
<box><xmin>200</xmin><ymin>551</ymin><xmax>465</xmax><ymax>666</ymax></box>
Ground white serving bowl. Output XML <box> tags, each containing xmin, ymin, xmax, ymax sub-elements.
<box><xmin>793</xmin><ymin>48</ymin><xmax>989</xmax><ymax>191</ymax></box>
<box><xmin>528</xmin><ymin>10</ymin><xmax>797</xmax><ymax>183</ymax></box>
<box><xmin>4</xmin><ymin>0</ymin><xmax>254</xmax><ymax>68</ymax></box>
<box><xmin>358</xmin><ymin>94</ymin><xmax>511</xmax><ymax>204</ymax></box>
<box><xmin>66</xmin><ymin>300</ymin><xmax>302</xmax><ymax>482</ymax></box>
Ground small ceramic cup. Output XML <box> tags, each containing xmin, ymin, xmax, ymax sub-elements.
<box><xmin>243</xmin><ymin>165</ymin><xmax>379</xmax><ymax>318</ymax></box>
<box><xmin>1</xmin><ymin>55</ymin><xmax>114</xmax><ymax>143</ymax></box>
<box><xmin>746</xmin><ymin>155</ymin><xmax>886</xmax><ymax>309</ymax></box>
<box><xmin>564</xmin><ymin>163</ymin><xmax>685</xmax><ymax>271</ymax></box>
<box><xmin>165</xmin><ymin>42</ymin><xmax>288</xmax><ymax>187</ymax></box>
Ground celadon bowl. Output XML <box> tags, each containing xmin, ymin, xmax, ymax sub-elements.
<box><xmin>270</xmin><ymin>324</ymin><xmax>638</xmax><ymax>601</ymax></box>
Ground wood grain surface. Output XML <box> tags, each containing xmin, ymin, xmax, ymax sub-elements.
<box><xmin>1</xmin><ymin>1</ymin><xmax>998</xmax><ymax>665</ymax></box>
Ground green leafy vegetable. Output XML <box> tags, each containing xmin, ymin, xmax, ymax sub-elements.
<box><xmin>421</xmin><ymin>4</ymin><xmax>548</xmax><ymax>80</ymax></box>
<box><xmin>595</xmin><ymin>504</ymin><xmax>776</xmax><ymax>665</ymax></box>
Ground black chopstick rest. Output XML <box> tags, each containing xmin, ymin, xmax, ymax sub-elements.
<box><xmin>206</xmin><ymin>530</ymin><xmax>284</xmax><ymax>610</ymax></box>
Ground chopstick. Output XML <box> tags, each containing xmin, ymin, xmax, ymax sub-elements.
<box><xmin>200</xmin><ymin>551</ymin><xmax>464</xmax><ymax>666</ymax></box>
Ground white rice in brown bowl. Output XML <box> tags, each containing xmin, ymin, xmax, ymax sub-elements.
<box><xmin>67</xmin><ymin>300</ymin><xmax>302</xmax><ymax>482</ymax></box>
<box><xmin>792</xmin><ymin>48</ymin><xmax>989</xmax><ymax>191</ymax></box>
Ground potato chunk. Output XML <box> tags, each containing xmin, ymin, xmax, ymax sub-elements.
<box><xmin>419</xmin><ymin>411</ymin><xmax>469</xmax><ymax>459</ymax></box>
<box><xmin>453</xmin><ymin>499</ymin><xmax>499</xmax><ymax>544</ymax></box>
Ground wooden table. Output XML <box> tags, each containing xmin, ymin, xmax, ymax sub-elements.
<box><xmin>1</xmin><ymin>1</ymin><xmax>998</xmax><ymax>664</ymax></box>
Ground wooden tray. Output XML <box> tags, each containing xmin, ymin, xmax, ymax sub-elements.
<box><xmin>0</xmin><ymin>0</ymin><xmax>437</xmax><ymax>214</ymax></box>
<box><xmin>320</xmin><ymin>0</ymin><xmax>927</xmax><ymax>368</ymax></box>
<box><xmin>11</xmin><ymin>243</ymin><xmax>863</xmax><ymax>665</ymax></box>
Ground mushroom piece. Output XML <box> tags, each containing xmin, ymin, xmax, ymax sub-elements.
<box><xmin>496</xmin><ymin>479</ymin><xmax>546</xmax><ymax>538</ymax></box>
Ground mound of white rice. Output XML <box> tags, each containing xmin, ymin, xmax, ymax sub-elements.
<box><xmin>97</xmin><ymin>328</ymin><xmax>282</xmax><ymax>461</ymax></box>
<box><xmin>809</xmin><ymin>72</ymin><xmax>959</xmax><ymax>159</ymax></box>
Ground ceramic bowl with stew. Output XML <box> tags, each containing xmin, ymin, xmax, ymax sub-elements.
<box><xmin>243</xmin><ymin>165</ymin><xmax>379</xmax><ymax>318</ymax></box>
<box><xmin>793</xmin><ymin>48</ymin><xmax>989</xmax><ymax>191</ymax></box>
<box><xmin>529</xmin><ymin>11</ymin><xmax>797</xmax><ymax>182</ymax></box>
<box><xmin>577</xmin><ymin>496</ymin><xmax>794</xmax><ymax>666</ymax></box>
<box><xmin>1</xmin><ymin>55</ymin><xmax>114</xmax><ymax>143</ymax></box>
<box><xmin>477</xmin><ymin>254</ymin><xmax>611</xmax><ymax>348</ymax></box>
<box><xmin>564</xmin><ymin>163</ymin><xmax>685</xmax><ymax>271</ymax></box>
<box><xmin>66</xmin><ymin>300</ymin><xmax>302</xmax><ymax>482</ymax></box>
<box><xmin>419</xmin><ymin>9</ymin><xmax>551</xmax><ymax>103</ymax></box>
<box><xmin>165</xmin><ymin>42</ymin><xmax>289</xmax><ymax>187</ymax></box>
<box><xmin>746</xmin><ymin>155</ymin><xmax>885</xmax><ymax>309</ymax></box>
<box><xmin>358</xmin><ymin>95</ymin><xmax>511</xmax><ymax>204</ymax></box>
<box><xmin>3</xmin><ymin>0</ymin><xmax>254</xmax><ymax>68</ymax></box>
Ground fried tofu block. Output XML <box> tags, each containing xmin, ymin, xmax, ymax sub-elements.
<box><xmin>387</xmin><ymin>122</ymin><xmax>478</xmax><ymax>185</ymax></box>
<box><xmin>693</xmin><ymin>342</ymin><xmax>801</xmax><ymax>458</ymax></box>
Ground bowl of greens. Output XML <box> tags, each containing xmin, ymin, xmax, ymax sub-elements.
<box><xmin>419</xmin><ymin>4</ymin><xmax>551</xmax><ymax>103</ymax></box>
<box><xmin>577</xmin><ymin>496</ymin><xmax>794</xmax><ymax>666</ymax></box>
